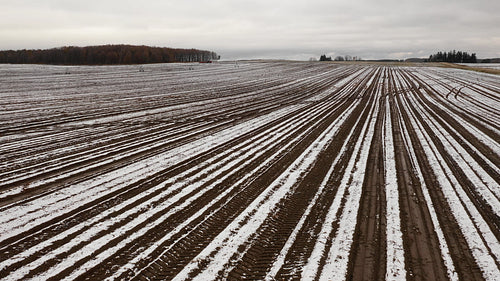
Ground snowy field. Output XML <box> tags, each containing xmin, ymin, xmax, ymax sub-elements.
<box><xmin>460</xmin><ymin>63</ymin><xmax>500</xmax><ymax>70</ymax></box>
<box><xmin>0</xmin><ymin>61</ymin><xmax>499</xmax><ymax>280</ymax></box>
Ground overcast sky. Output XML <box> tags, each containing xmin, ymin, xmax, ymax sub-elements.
<box><xmin>1</xmin><ymin>0</ymin><xmax>499</xmax><ymax>60</ymax></box>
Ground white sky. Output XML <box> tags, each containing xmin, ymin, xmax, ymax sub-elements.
<box><xmin>1</xmin><ymin>0</ymin><xmax>499</xmax><ymax>60</ymax></box>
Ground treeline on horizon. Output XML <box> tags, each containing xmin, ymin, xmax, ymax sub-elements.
<box><xmin>0</xmin><ymin>45</ymin><xmax>220</xmax><ymax>65</ymax></box>
<box><xmin>428</xmin><ymin>50</ymin><xmax>477</xmax><ymax>63</ymax></box>
<box><xmin>319</xmin><ymin>50</ymin><xmax>491</xmax><ymax>63</ymax></box>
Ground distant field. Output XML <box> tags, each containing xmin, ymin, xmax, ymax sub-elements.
<box><xmin>0</xmin><ymin>61</ymin><xmax>499</xmax><ymax>280</ymax></box>
<box><xmin>460</xmin><ymin>63</ymin><xmax>500</xmax><ymax>70</ymax></box>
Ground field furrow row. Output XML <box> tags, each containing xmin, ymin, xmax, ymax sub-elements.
<box><xmin>0</xmin><ymin>62</ymin><xmax>498</xmax><ymax>280</ymax></box>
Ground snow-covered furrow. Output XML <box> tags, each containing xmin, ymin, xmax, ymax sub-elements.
<box><xmin>1</xmin><ymin>63</ymin><xmax>498</xmax><ymax>280</ymax></box>
<box><xmin>0</xmin><ymin>65</ymin><xmax>350</xmax><ymax>192</ymax></box>
<box><xmin>400</xmin><ymin>92</ymin><xmax>500</xmax><ymax>281</ymax></box>
<box><xmin>4</xmin><ymin>98</ymin><xmax>326</xmax><ymax>280</ymax></box>
<box><xmin>408</xmin><ymin>90</ymin><xmax>500</xmax><ymax>210</ymax></box>
<box><xmin>433</xmin><ymin>68</ymin><xmax>500</xmax><ymax>99</ymax></box>
<box><xmin>0</xmin><ymin>63</ymin><xmax>259</xmax><ymax>93</ymax></box>
<box><xmin>394</xmin><ymin>72</ymin><xmax>500</xmax><ymax>179</ymax></box>
<box><xmin>262</xmin><ymin>81</ymin><xmax>369</xmax><ymax>280</ymax></box>
<box><xmin>170</xmin><ymin>91</ymin><xmax>362</xmax><ymax>281</ymax></box>
<box><xmin>0</xmin><ymin>120</ymin><xmax>226</xmax><ymax>198</ymax></box>
<box><xmin>0</xmin><ymin>122</ymin><xmax>161</xmax><ymax>169</ymax></box>
<box><xmin>383</xmin><ymin>96</ymin><xmax>406</xmax><ymax>281</ymax></box>
<box><xmin>453</xmin><ymin>86</ymin><xmax>500</xmax><ymax>116</ymax></box>
<box><xmin>108</xmin><ymin>102</ymin><xmax>361</xmax><ymax>281</ymax></box>
<box><xmin>1</xmin><ymin>65</ymin><xmax>286</xmax><ymax>123</ymax></box>
<box><xmin>0</xmin><ymin>121</ymin><xmax>209</xmax><ymax>187</ymax></box>
<box><xmin>437</xmin><ymin>85</ymin><xmax>500</xmax><ymax>127</ymax></box>
<box><xmin>428</xmin><ymin>88</ymin><xmax>500</xmax><ymax>137</ymax></box>
<box><xmin>0</xmin><ymin>64</ymin><xmax>344</xmax><ymax>168</ymax></box>
<box><xmin>316</xmin><ymin>80</ymin><xmax>380</xmax><ymax>281</ymax></box>
<box><xmin>0</xmin><ymin>125</ymin><xmax>101</xmax><ymax>153</ymax></box>
<box><xmin>301</xmin><ymin>84</ymin><xmax>380</xmax><ymax>280</ymax></box>
<box><xmin>0</xmin><ymin>103</ymin><xmax>306</xmax><ymax>240</ymax></box>
<box><xmin>394</xmin><ymin>93</ymin><xmax>458</xmax><ymax>281</ymax></box>
<box><xmin>412</xmin><ymin>69</ymin><xmax>500</xmax><ymax>136</ymax></box>
<box><xmin>0</xmin><ymin>95</ymin><xmax>322</xmax><ymax>272</ymax></box>
<box><xmin>106</xmin><ymin>101</ymin><xmax>359</xmax><ymax>281</ymax></box>
<box><xmin>119</xmin><ymin>73</ymin><xmax>367</xmax><ymax>278</ymax></box>
<box><xmin>0</xmin><ymin>65</ymin><xmax>362</xmax><ymax>278</ymax></box>
<box><xmin>410</xmin><ymin>68</ymin><xmax>495</xmax><ymax>103</ymax></box>
<box><xmin>0</xmin><ymin>63</ymin><xmax>319</xmax><ymax>104</ymax></box>
<box><xmin>402</xmin><ymin>70</ymin><xmax>500</xmax><ymax>161</ymax></box>
<box><xmin>27</xmin><ymin>84</ymin><xmax>360</xmax><ymax>281</ymax></box>
<box><xmin>266</xmin><ymin>88</ymin><xmax>371</xmax><ymax>280</ymax></box>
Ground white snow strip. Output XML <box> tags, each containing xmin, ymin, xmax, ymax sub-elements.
<box><xmin>1</xmin><ymin>66</ymin><xmax>358</xmax><ymax>280</ymax></box>
<box><xmin>401</xmin><ymin>94</ymin><xmax>500</xmax><ymax>281</ymax></box>
<box><xmin>107</xmin><ymin>72</ymin><xmax>368</xmax><ymax>281</ymax></box>
<box><xmin>301</xmin><ymin>87</ymin><xmax>379</xmax><ymax>280</ymax></box>
<box><xmin>425</xmin><ymin>84</ymin><xmax>500</xmax><ymax>153</ymax></box>
<box><xmin>0</xmin><ymin>122</ymin><xmax>218</xmax><ymax>201</ymax></box>
<box><xmin>383</xmin><ymin>97</ymin><xmax>406</xmax><ymax>281</ymax></box>
<box><xmin>0</xmin><ymin>104</ymin><xmax>303</xmax><ymax>242</ymax></box>
<box><xmin>0</xmin><ymin>113</ymin><xmax>289</xmax><ymax>274</ymax></box>
<box><xmin>107</xmin><ymin>109</ymin><xmax>334</xmax><ymax>281</ymax></box>
<box><xmin>23</xmin><ymin>134</ymin><xmax>283</xmax><ymax>281</ymax></box>
<box><xmin>20</xmin><ymin>86</ymin><xmax>353</xmax><ymax>281</ymax></box>
<box><xmin>316</xmin><ymin>88</ymin><xmax>379</xmax><ymax>281</ymax></box>
<box><xmin>171</xmin><ymin>95</ymin><xmax>359</xmax><ymax>281</ymax></box>
<box><xmin>412</xmin><ymin>94</ymin><xmax>500</xmax><ymax>206</ymax></box>
<box><xmin>264</xmin><ymin>99</ymin><xmax>362</xmax><ymax>281</ymax></box>
<box><xmin>395</xmin><ymin>95</ymin><xmax>458</xmax><ymax>281</ymax></box>
<box><xmin>4</xmin><ymin>100</ymin><xmax>325</xmax><ymax>280</ymax></box>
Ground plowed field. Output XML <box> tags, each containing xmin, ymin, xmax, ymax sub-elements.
<box><xmin>1</xmin><ymin>62</ymin><xmax>499</xmax><ymax>280</ymax></box>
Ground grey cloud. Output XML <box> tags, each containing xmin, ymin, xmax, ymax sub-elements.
<box><xmin>1</xmin><ymin>0</ymin><xmax>499</xmax><ymax>58</ymax></box>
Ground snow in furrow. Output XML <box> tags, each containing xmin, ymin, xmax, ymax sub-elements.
<box><xmin>98</xmin><ymin>100</ymin><xmax>353</xmax><ymax>281</ymax></box>
<box><xmin>316</xmin><ymin>88</ymin><xmax>380</xmax><ymax>281</ymax></box>
<box><xmin>424</xmin><ymin>83</ymin><xmax>500</xmax><ymax>151</ymax></box>
<box><xmin>383</xmin><ymin>97</ymin><xmax>406</xmax><ymax>281</ymax></box>
<box><xmin>401</xmin><ymin>94</ymin><xmax>500</xmax><ymax>281</ymax></box>
<box><xmin>411</xmin><ymin>69</ymin><xmax>500</xmax><ymax>137</ymax></box>
<box><xmin>0</xmin><ymin>121</ymin><xmax>212</xmax><ymax>191</ymax></box>
<box><xmin>2</xmin><ymin>64</ymin><xmax>498</xmax><ymax>280</ymax></box>
<box><xmin>26</xmin><ymin>89</ymin><xmax>350</xmax><ymax>281</ymax></box>
<box><xmin>298</xmin><ymin>96</ymin><xmax>371</xmax><ymax>279</ymax></box>
<box><xmin>109</xmin><ymin>76</ymin><xmax>365</xmax><ymax>281</ymax></box>
<box><xmin>435</xmin><ymin>124</ymin><xmax>500</xmax><ymax>177</ymax></box>
<box><xmin>409</xmin><ymin>93</ymin><xmax>500</xmax><ymax>215</ymax></box>
<box><xmin>395</xmin><ymin>94</ymin><xmax>458</xmax><ymax>281</ymax></box>
<box><xmin>264</xmin><ymin>99</ymin><xmax>362</xmax><ymax>281</ymax></box>
<box><xmin>301</xmin><ymin>87</ymin><xmax>379</xmax><ymax>280</ymax></box>
<box><xmin>109</xmin><ymin>119</ymin><xmax>330</xmax><ymax>280</ymax></box>
<box><xmin>171</xmin><ymin>95</ymin><xmax>359</xmax><ymax>281</ymax></box>
<box><xmin>0</xmin><ymin>103</ymin><xmax>308</xmax><ymax>273</ymax></box>
<box><xmin>402</xmin><ymin>71</ymin><xmax>500</xmax><ymax>179</ymax></box>
<box><xmin>0</xmin><ymin>103</ymin><xmax>304</xmax><ymax>240</ymax></box>
<box><xmin>20</xmin><ymin>128</ymin><xmax>285</xmax><ymax>280</ymax></box>
<box><xmin>0</xmin><ymin>121</ymin><xmax>221</xmax><ymax>203</ymax></box>
<box><xmin>4</xmin><ymin>98</ymin><xmax>325</xmax><ymax>280</ymax></box>
<box><xmin>220</xmin><ymin>91</ymin><xmax>364</xmax><ymax>279</ymax></box>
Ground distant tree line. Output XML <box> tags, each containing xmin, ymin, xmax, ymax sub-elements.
<box><xmin>428</xmin><ymin>50</ymin><xmax>477</xmax><ymax>63</ymax></box>
<box><xmin>319</xmin><ymin>54</ymin><xmax>362</xmax><ymax>62</ymax></box>
<box><xmin>334</xmin><ymin>55</ymin><xmax>362</xmax><ymax>61</ymax></box>
<box><xmin>480</xmin><ymin>58</ymin><xmax>500</xmax><ymax>63</ymax></box>
<box><xmin>319</xmin><ymin>55</ymin><xmax>332</xmax><ymax>61</ymax></box>
<box><xmin>0</xmin><ymin>45</ymin><xmax>220</xmax><ymax>65</ymax></box>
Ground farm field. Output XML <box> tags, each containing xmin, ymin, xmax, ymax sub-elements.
<box><xmin>460</xmin><ymin>63</ymin><xmax>500</xmax><ymax>70</ymax></box>
<box><xmin>0</xmin><ymin>61</ymin><xmax>499</xmax><ymax>281</ymax></box>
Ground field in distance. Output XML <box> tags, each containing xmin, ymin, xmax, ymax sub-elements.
<box><xmin>0</xmin><ymin>61</ymin><xmax>499</xmax><ymax>280</ymax></box>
